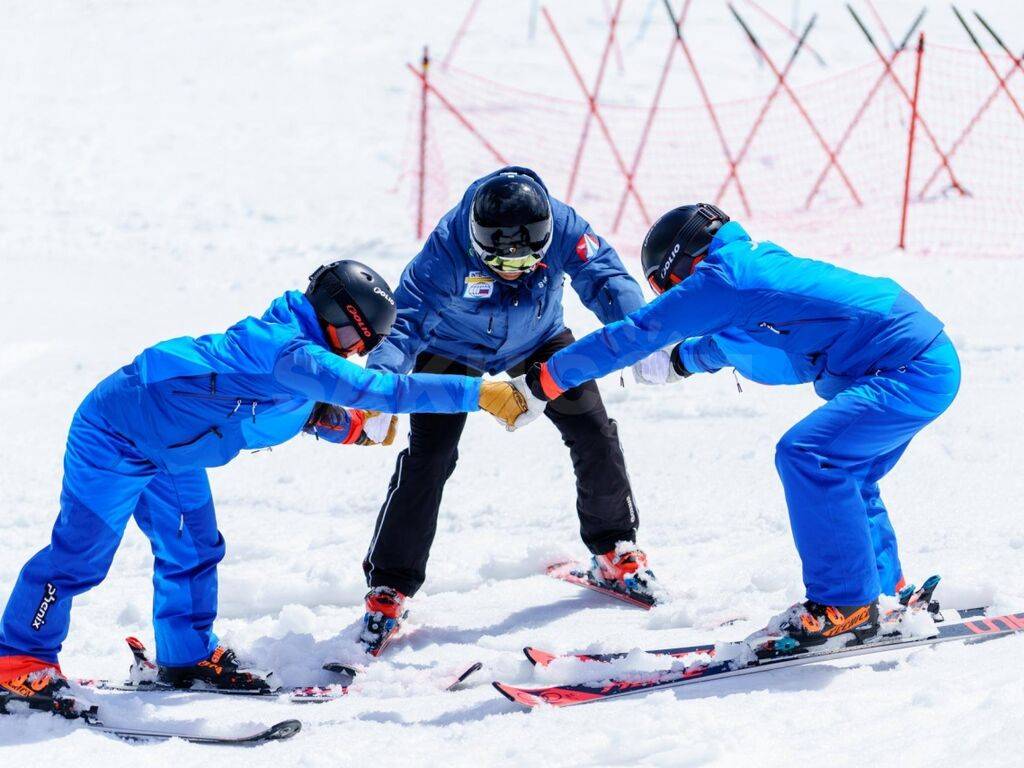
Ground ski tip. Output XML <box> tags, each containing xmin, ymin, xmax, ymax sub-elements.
<box><xmin>264</xmin><ymin>719</ymin><xmax>303</xmax><ymax>742</ymax></box>
<box><xmin>522</xmin><ymin>647</ymin><xmax>556</xmax><ymax>667</ymax></box>
<box><xmin>545</xmin><ymin>560</ymin><xmax>576</xmax><ymax>576</ymax></box>
<box><xmin>492</xmin><ymin>681</ymin><xmax>539</xmax><ymax>708</ymax></box>
<box><xmin>125</xmin><ymin>636</ymin><xmax>146</xmax><ymax>651</ymax></box>
<box><xmin>322</xmin><ymin>662</ymin><xmax>359</xmax><ymax>677</ymax></box>
<box><xmin>446</xmin><ymin>662</ymin><xmax>484</xmax><ymax>691</ymax></box>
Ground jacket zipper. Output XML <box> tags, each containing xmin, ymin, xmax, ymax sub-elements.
<box><xmin>758</xmin><ymin>317</ymin><xmax>853</xmax><ymax>335</ymax></box>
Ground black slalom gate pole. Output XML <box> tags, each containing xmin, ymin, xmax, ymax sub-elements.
<box><xmin>896</xmin><ymin>8</ymin><xmax>928</xmax><ymax>53</ymax></box>
<box><xmin>972</xmin><ymin>10</ymin><xmax>1024</xmax><ymax>70</ymax></box>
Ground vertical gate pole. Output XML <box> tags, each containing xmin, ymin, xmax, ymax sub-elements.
<box><xmin>416</xmin><ymin>47</ymin><xmax>430</xmax><ymax>240</ymax></box>
<box><xmin>899</xmin><ymin>33</ymin><xmax>925</xmax><ymax>250</ymax></box>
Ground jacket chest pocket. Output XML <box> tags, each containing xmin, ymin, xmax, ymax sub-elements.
<box><xmin>751</xmin><ymin>317</ymin><xmax>852</xmax><ymax>343</ymax></box>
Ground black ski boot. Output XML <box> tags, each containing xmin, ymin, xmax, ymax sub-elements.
<box><xmin>157</xmin><ymin>647</ymin><xmax>277</xmax><ymax>693</ymax></box>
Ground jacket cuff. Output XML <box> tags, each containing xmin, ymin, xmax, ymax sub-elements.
<box><xmin>533</xmin><ymin>362</ymin><xmax>565</xmax><ymax>401</ymax></box>
<box><xmin>464</xmin><ymin>377</ymin><xmax>484</xmax><ymax>412</ymax></box>
<box><xmin>670</xmin><ymin>345</ymin><xmax>692</xmax><ymax>378</ymax></box>
<box><xmin>341</xmin><ymin>409</ymin><xmax>366</xmax><ymax>444</ymax></box>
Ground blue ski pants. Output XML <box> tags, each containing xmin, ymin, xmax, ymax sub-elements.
<box><xmin>775</xmin><ymin>333</ymin><xmax>960</xmax><ymax>606</ymax></box>
<box><xmin>0</xmin><ymin>390</ymin><xmax>224</xmax><ymax>666</ymax></box>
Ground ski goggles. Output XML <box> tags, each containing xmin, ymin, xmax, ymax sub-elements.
<box><xmin>326</xmin><ymin>323</ymin><xmax>367</xmax><ymax>357</ymax></box>
<box><xmin>471</xmin><ymin>220</ymin><xmax>551</xmax><ymax>274</ymax></box>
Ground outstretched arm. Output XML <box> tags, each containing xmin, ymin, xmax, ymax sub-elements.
<box><xmin>275</xmin><ymin>341</ymin><xmax>481</xmax><ymax>414</ymax></box>
<box><xmin>536</xmin><ymin>266</ymin><xmax>741</xmax><ymax>396</ymax></box>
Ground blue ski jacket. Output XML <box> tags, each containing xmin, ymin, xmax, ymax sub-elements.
<box><xmin>91</xmin><ymin>291</ymin><xmax>482</xmax><ymax>472</ymax></box>
<box><xmin>544</xmin><ymin>222</ymin><xmax>945</xmax><ymax>397</ymax></box>
<box><xmin>368</xmin><ymin>166</ymin><xmax>645</xmax><ymax>375</ymax></box>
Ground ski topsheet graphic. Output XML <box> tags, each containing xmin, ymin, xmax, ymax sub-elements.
<box><xmin>497</xmin><ymin>611</ymin><xmax>1024</xmax><ymax>708</ymax></box>
<box><xmin>546</xmin><ymin>560</ymin><xmax>657</xmax><ymax>609</ymax></box>
<box><xmin>521</xmin><ymin>606</ymin><xmax>991</xmax><ymax>667</ymax></box>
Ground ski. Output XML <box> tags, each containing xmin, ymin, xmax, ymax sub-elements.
<box><xmin>290</xmin><ymin>660</ymin><xmax>484</xmax><ymax>703</ymax></box>
<box><xmin>547</xmin><ymin>560</ymin><xmax>657</xmax><ymax>610</ymax></box>
<box><xmin>76</xmin><ymin>637</ymin><xmax>357</xmax><ymax>698</ymax></box>
<box><xmin>496</xmin><ymin>610</ymin><xmax>1023</xmax><ymax>708</ymax></box>
<box><xmin>522</xmin><ymin>605</ymin><xmax>991</xmax><ymax>667</ymax></box>
<box><xmin>79</xmin><ymin>713</ymin><xmax>301</xmax><ymax>745</ymax></box>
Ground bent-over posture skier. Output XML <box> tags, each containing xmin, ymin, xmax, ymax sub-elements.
<box><xmin>521</xmin><ymin>204</ymin><xmax>960</xmax><ymax>651</ymax></box>
<box><xmin>0</xmin><ymin>260</ymin><xmax>528</xmax><ymax>715</ymax></box>
<box><xmin>355</xmin><ymin>167</ymin><xmax>656</xmax><ymax>655</ymax></box>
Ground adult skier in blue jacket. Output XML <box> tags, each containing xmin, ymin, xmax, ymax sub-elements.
<box><xmin>0</xmin><ymin>260</ymin><xmax>528</xmax><ymax>714</ymax></box>
<box><xmin>354</xmin><ymin>167</ymin><xmax>657</xmax><ymax>654</ymax></box>
<box><xmin>522</xmin><ymin>204</ymin><xmax>960</xmax><ymax>651</ymax></box>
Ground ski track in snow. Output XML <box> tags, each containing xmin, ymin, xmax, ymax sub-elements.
<box><xmin>1</xmin><ymin>1</ymin><xmax>1022</xmax><ymax>766</ymax></box>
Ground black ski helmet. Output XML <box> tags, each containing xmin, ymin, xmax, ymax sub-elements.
<box><xmin>305</xmin><ymin>260</ymin><xmax>397</xmax><ymax>355</ymax></box>
<box><xmin>641</xmin><ymin>203</ymin><xmax>730</xmax><ymax>294</ymax></box>
<box><xmin>469</xmin><ymin>171</ymin><xmax>553</xmax><ymax>275</ymax></box>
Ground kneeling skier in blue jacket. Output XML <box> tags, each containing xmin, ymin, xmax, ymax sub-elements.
<box><xmin>522</xmin><ymin>204</ymin><xmax>960</xmax><ymax>652</ymax></box>
<box><xmin>0</xmin><ymin>260</ymin><xmax>528</xmax><ymax>714</ymax></box>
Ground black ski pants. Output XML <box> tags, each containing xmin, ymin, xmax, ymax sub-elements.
<box><xmin>362</xmin><ymin>329</ymin><xmax>638</xmax><ymax>596</ymax></box>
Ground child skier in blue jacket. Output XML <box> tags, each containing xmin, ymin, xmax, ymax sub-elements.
<box><xmin>0</xmin><ymin>261</ymin><xmax>526</xmax><ymax>714</ymax></box>
<box><xmin>523</xmin><ymin>204</ymin><xmax>960</xmax><ymax>651</ymax></box>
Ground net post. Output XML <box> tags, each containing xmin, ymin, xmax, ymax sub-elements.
<box><xmin>899</xmin><ymin>33</ymin><xmax>925</xmax><ymax>250</ymax></box>
<box><xmin>416</xmin><ymin>47</ymin><xmax>430</xmax><ymax>240</ymax></box>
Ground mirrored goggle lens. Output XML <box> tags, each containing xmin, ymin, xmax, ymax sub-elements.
<box><xmin>482</xmin><ymin>248</ymin><xmax>545</xmax><ymax>271</ymax></box>
<box><xmin>329</xmin><ymin>323</ymin><xmax>368</xmax><ymax>356</ymax></box>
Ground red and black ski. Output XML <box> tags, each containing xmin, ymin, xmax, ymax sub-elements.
<box><xmin>497</xmin><ymin>610</ymin><xmax>1022</xmax><ymax>708</ymax></box>
<box><xmin>522</xmin><ymin>605</ymin><xmax>990</xmax><ymax>667</ymax></box>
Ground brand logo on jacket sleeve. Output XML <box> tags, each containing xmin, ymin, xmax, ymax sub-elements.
<box><xmin>575</xmin><ymin>232</ymin><xmax>600</xmax><ymax>262</ymax></box>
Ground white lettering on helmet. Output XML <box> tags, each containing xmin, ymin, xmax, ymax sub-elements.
<box><xmin>372</xmin><ymin>286</ymin><xmax>396</xmax><ymax>306</ymax></box>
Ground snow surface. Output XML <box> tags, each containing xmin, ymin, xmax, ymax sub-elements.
<box><xmin>1</xmin><ymin>1</ymin><xmax>1023</xmax><ymax>765</ymax></box>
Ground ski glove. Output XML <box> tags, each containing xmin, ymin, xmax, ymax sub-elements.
<box><xmin>304</xmin><ymin>404</ymin><xmax>396</xmax><ymax>445</ymax></box>
<box><xmin>478</xmin><ymin>378</ymin><xmax>545</xmax><ymax>431</ymax></box>
<box><xmin>632</xmin><ymin>346</ymin><xmax>691</xmax><ymax>385</ymax></box>
<box><xmin>363</xmin><ymin>412</ymin><xmax>398</xmax><ymax>446</ymax></box>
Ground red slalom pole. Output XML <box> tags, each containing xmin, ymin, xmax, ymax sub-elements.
<box><xmin>864</xmin><ymin>0</ymin><xmax>897</xmax><ymax>53</ymax></box>
<box><xmin>742</xmin><ymin>0</ymin><xmax>826</xmax><ymax>66</ymax></box>
<box><xmin>899</xmin><ymin>33</ymin><xmax>925</xmax><ymax>250</ymax></box>
<box><xmin>729</xmin><ymin>4</ymin><xmax>861</xmax><ymax>206</ymax></box>
<box><xmin>665</xmin><ymin>0</ymin><xmax>752</xmax><ymax>217</ymax></box>
<box><xmin>805</xmin><ymin>8</ymin><xmax>926</xmax><ymax>208</ymax></box>
<box><xmin>405</xmin><ymin>63</ymin><xmax>508</xmax><ymax>166</ymax></box>
<box><xmin>611</xmin><ymin>0</ymin><xmax>693</xmax><ymax>232</ymax></box>
<box><xmin>561</xmin><ymin>0</ymin><xmax>625</xmax><ymax>204</ymax></box>
<box><xmin>543</xmin><ymin>5</ymin><xmax>650</xmax><ymax>223</ymax></box>
<box><xmin>952</xmin><ymin>7</ymin><xmax>1024</xmax><ymax>123</ymax></box>
<box><xmin>715</xmin><ymin>14</ymin><xmax>817</xmax><ymax>204</ymax></box>
<box><xmin>416</xmin><ymin>48</ymin><xmax>430</xmax><ymax>239</ymax></box>
<box><xmin>442</xmin><ymin>0</ymin><xmax>482</xmax><ymax>71</ymax></box>
<box><xmin>848</xmin><ymin>4</ymin><xmax>964</xmax><ymax>196</ymax></box>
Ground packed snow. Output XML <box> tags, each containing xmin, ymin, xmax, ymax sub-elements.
<box><xmin>1</xmin><ymin>1</ymin><xmax>1022</xmax><ymax>765</ymax></box>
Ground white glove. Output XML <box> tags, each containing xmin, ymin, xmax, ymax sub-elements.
<box><xmin>363</xmin><ymin>412</ymin><xmax>398</xmax><ymax>445</ymax></box>
<box><xmin>507</xmin><ymin>375</ymin><xmax>546</xmax><ymax>430</ymax></box>
<box><xmin>632</xmin><ymin>348</ymin><xmax>683</xmax><ymax>385</ymax></box>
